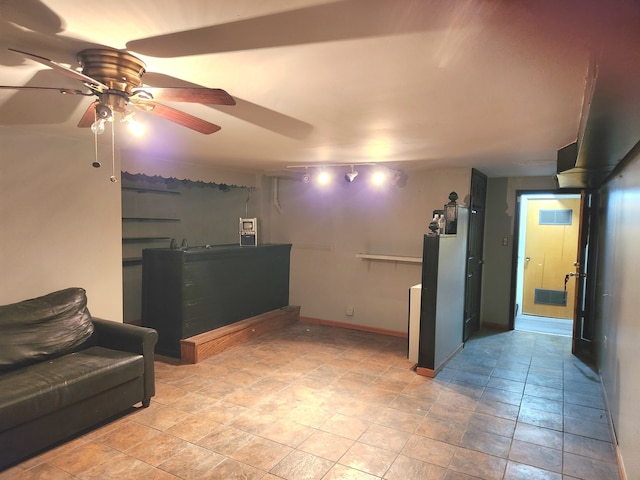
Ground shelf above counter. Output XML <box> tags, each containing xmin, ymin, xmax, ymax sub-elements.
<box><xmin>122</xmin><ymin>237</ymin><xmax>171</xmax><ymax>243</ymax></box>
<box><xmin>356</xmin><ymin>253</ymin><xmax>422</xmax><ymax>264</ymax></box>
<box><xmin>123</xmin><ymin>257</ymin><xmax>143</xmax><ymax>266</ymax></box>
<box><xmin>122</xmin><ymin>217</ymin><xmax>181</xmax><ymax>223</ymax></box>
<box><xmin>121</xmin><ymin>186</ymin><xmax>180</xmax><ymax>195</ymax></box>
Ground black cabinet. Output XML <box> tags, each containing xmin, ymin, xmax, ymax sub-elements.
<box><xmin>416</xmin><ymin>207</ymin><xmax>469</xmax><ymax>377</ymax></box>
<box><xmin>142</xmin><ymin>244</ymin><xmax>291</xmax><ymax>357</ymax></box>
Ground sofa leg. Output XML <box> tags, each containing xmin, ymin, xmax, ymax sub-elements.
<box><xmin>142</xmin><ymin>399</ymin><xmax>151</xmax><ymax>408</ymax></box>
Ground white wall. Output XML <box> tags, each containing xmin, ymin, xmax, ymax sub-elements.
<box><xmin>597</xmin><ymin>154</ymin><xmax>640</xmax><ymax>479</ymax></box>
<box><xmin>268</xmin><ymin>167</ymin><xmax>471</xmax><ymax>333</ymax></box>
<box><xmin>0</xmin><ymin>129</ymin><xmax>123</xmax><ymax>320</ymax></box>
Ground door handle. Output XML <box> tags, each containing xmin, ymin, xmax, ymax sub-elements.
<box><xmin>525</xmin><ymin>257</ymin><xmax>531</xmax><ymax>262</ymax></box>
<box><xmin>565</xmin><ymin>271</ymin><xmax>586</xmax><ymax>291</ymax></box>
<box><xmin>567</xmin><ymin>272</ymin><xmax>586</xmax><ymax>278</ymax></box>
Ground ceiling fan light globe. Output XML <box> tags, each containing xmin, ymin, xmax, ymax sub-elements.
<box><xmin>90</xmin><ymin>118</ymin><xmax>106</xmax><ymax>135</ymax></box>
<box><xmin>127</xmin><ymin>118</ymin><xmax>145</xmax><ymax>137</ymax></box>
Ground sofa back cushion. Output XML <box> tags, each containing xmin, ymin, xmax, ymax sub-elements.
<box><xmin>0</xmin><ymin>288</ymin><xmax>95</xmax><ymax>372</ymax></box>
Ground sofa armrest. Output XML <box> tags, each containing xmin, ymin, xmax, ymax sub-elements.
<box><xmin>91</xmin><ymin>318</ymin><xmax>158</xmax><ymax>405</ymax></box>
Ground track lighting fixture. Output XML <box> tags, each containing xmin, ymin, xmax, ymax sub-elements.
<box><xmin>370</xmin><ymin>169</ymin><xmax>387</xmax><ymax>186</ymax></box>
<box><xmin>286</xmin><ymin>163</ymin><xmax>405</xmax><ymax>188</ymax></box>
<box><xmin>344</xmin><ymin>166</ymin><xmax>358</xmax><ymax>183</ymax></box>
<box><xmin>317</xmin><ymin>171</ymin><xmax>331</xmax><ymax>185</ymax></box>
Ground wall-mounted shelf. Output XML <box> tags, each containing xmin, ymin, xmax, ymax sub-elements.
<box><xmin>122</xmin><ymin>237</ymin><xmax>171</xmax><ymax>243</ymax></box>
<box><xmin>122</xmin><ymin>186</ymin><xmax>180</xmax><ymax>195</ymax></box>
<box><xmin>122</xmin><ymin>217</ymin><xmax>181</xmax><ymax>223</ymax></box>
<box><xmin>356</xmin><ymin>253</ymin><xmax>422</xmax><ymax>264</ymax></box>
<box><xmin>123</xmin><ymin>257</ymin><xmax>143</xmax><ymax>266</ymax></box>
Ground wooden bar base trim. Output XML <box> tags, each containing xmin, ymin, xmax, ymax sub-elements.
<box><xmin>416</xmin><ymin>343</ymin><xmax>464</xmax><ymax>378</ymax></box>
<box><xmin>180</xmin><ymin>306</ymin><xmax>300</xmax><ymax>364</ymax></box>
<box><xmin>416</xmin><ymin>366</ymin><xmax>436</xmax><ymax>378</ymax></box>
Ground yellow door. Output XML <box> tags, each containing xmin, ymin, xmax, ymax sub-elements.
<box><xmin>522</xmin><ymin>198</ymin><xmax>581</xmax><ymax>319</ymax></box>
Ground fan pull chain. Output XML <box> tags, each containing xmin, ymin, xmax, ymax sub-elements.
<box><xmin>92</xmin><ymin>108</ymin><xmax>101</xmax><ymax>170</ymax></box>
<box><xmin>110</xmin><ymin>118</ymin><xmax>117</xmax><ymax>183</ymax></box>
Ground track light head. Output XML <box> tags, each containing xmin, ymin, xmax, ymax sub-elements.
<box><xmin>344</xmin><ymin>171</ymin><xmax>358</xmax><ymax>182</ymax></box>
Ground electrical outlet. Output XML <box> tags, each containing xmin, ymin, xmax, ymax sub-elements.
<box><xmin>345</xmin><ymin>305</ymin><xmax>354</xmax><ymax>316</ymax></box>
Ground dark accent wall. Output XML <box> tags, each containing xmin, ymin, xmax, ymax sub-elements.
<box><xmin>121</xmin><ymin>173</ymin><xmax>256</xmax><ymax>324</ymax></box>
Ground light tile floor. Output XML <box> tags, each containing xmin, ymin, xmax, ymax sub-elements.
<box><xmin>515</xmin><ymin>314</ymin><xmax>573</xmax><ymax>337</ymax></box>
<box><xmin>0</xmin><ymin>323</ymin><xmax>620</xmax><ymax>479</ymax></box>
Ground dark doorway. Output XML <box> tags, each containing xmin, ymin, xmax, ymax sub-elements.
<box><xmin>464</xmin><ymin>169</ymin><xmax>487</xmax><ymax>342</ymax></box>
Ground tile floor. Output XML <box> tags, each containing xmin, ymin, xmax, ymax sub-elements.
<box><xmin>0</xmin><ymin>323</ymin><xmax>620</xmax><ymax>480</ymax></box>
<box><xmin>514</xmin><ymin>314</ymin><xmax>573</xmax><ymax>337</ymax></box>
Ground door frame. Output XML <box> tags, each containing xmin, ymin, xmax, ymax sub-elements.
<box><xmin>517</xmin><ymin>193</ymin><xmax>582</xmax><ymax>320</ymax></box>
<box><xmin>509</xmin><ymin>188</ymin><xmax>597</xmax><ymax>362</ymax></box>
<box><xmin>572</xmin><ymin>190</ymin><xmax>599</xmax><ymax>364</ymax></box>
<box><xmin>510</xmin><ymin>189</ymin><xmax>577</xmax><ymax>328</ymax></box>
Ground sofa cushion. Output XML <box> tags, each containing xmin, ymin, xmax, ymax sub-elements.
<box><xmin>0</xmin><ymin>346</ymin><xmax>144</xmax><ymax>431</ymax></box>
<box><xmin>0</xmin><ymin>288</ymin><xmax>95</xmax><ymax>372</ymax></box>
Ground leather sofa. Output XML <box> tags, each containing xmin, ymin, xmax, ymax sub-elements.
<box><xmin>0</xmin><ymin>287</ymin><xmax>158</xmax><ymax>470</ymax></box>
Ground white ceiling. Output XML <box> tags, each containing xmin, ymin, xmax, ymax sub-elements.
<box><xmin>0</xmin><ymin>0</ymin><xmax>636</xmax><ymax>178</ymax></box>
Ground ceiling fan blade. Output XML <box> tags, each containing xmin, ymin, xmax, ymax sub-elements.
<box><xmin>134</xmin><ymin>87</ymin><xmax>235</xmax><ymax>105</ymax></box>
<box><xmin>136</xmin><ymin>101</ymin><xmax>221</xmax><ymax>134</ymax></box>
<box><xmin>77</xmin><ymin>101</ymin><xmax>98</xmax><ymax>128</ymax></box>
<box><xmin>126</xmin><ymin>0</ymin><xmax>440</xmax><ymax>57</ymax></box>
<box><xmin>8</xmin><ymin>48</ymin><xmax>109</xmax><ymax>91</ymax></box>
<box><xmin>0</xmin><ymin>85</ymin><xmax>92</xmax><ymax>95</ymax></box>
<box><xmin>1</xmin><ymin>0</ymin><xmax>64</xmax><ymax>35</ymax></box>
<box><xmin>142</xmin><ymin>72</ymin><xmax>312</xmax><ymax>139</ymax></box>
<box><xmin>0</xmin><ymin>69</ymin><xmax>88</xmax><ymax>126</ymax></box>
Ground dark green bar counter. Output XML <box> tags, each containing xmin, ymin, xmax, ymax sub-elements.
<box><xmin>142</xmin><ymin>244</ymin><xmax>291</xmax><ymax>357</ymax></box>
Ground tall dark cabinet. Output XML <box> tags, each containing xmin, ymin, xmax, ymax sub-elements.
<box><xmin>416</xmin><ymin>207</ymin><xmax>469</xmax><ymax>376</ymax></box>
<box><xmin>142</xmin><ymin>244</ymin><xmax>291</xmax><ymax>357</ymax></box>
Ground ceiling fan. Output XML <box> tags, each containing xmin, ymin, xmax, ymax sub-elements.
<box><xmin>2</xmin><ymin>47</ymin><xmax>236</xmax><ymax>134</ymax></box>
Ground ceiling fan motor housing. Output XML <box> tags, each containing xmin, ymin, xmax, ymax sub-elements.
<box><xmin>77</xmin><ymin>49</ymin><xmax>146</xmax><ymax>94</ymax></box>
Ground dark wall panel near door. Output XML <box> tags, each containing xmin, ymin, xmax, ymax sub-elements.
<box><xmin>464</xmin><ymin>169</ymin><xmax>487</xmax><ymax>341</ymax></box>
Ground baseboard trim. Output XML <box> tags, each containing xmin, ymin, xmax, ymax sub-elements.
<box><xmin>481</xmin><ymin>322</ymin><xmax>510</xmax><ymax>331</ymax></box>
<box><xmin>416</xmin><ymin>342</ymin><xmax>464</xmax><ymax>378</ymax></box>
<box><xmin>600</xmin><ymin>372</ymin><xmax>626</xmax><ymax>480</ymax></box>
<box><xmin>300</xmin><ymin>317</ymin><xmax>408</xmax><ymax>338</ymax></box>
